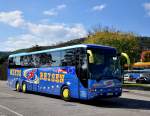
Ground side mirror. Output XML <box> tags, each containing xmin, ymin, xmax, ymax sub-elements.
<box><xmin>87</xmin><ymin>50</ymin><xmax>94</xmax><ymax>63</ymax></box>
<box><xmin>117</xmin><ymin>53</ymin><xmax>121</xmax><ymax>57</ymax></box>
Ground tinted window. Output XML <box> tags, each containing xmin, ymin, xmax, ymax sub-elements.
<box><xmin>8</xmin><ymin>57</ymin><xmax>15</xmax><ymax>67</ymax></box>
<box><xmin>8</xmin><ymin>56</ymin><xmax>21</xmax><ymax>68</ymax></box>
<box><xmin>32</xmin><ymin>51</ymin><xmax>61</xmax><ymax>67</ymax></box>
<box><xmin>38</xmin><ymin>53</ymin><xmax>51</xmax><ymax>67</ymax></box>
<box><xmin>31</xmin><ymin>54</ymin><xmax>40</xmax><ymax>67</ymax></box>
<box><xmin>20</xmin><ymin>55</ymin><xmax>33</xmax><ymax>67</ymax></box>
<box><xmin>8</xmin><ymin>48</ymin><xmax>88</xmax><ymax>75</ymax></box>
<box><xmin>48</xmin><ymin>51</ymin><xmax>61</xmax><ymax>67</ymax></box>
<box><xmin>60</xmin><ymin>49</ymin><xmax>76</xmax><ymax>66</ymax></box>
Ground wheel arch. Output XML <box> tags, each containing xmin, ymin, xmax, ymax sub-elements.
<box><xmin>60</xmin><ymin>84</ymin><xmax>72</xmax><ymax>99</ymax></box>
<box><xmin>60</xmin><ymin>84</ymin><xmax>69</xmax><ymax>92</ymax></box>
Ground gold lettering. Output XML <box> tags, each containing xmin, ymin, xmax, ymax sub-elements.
<box><xmin>35</xmin><ymin>71</ymin><xmax>65</xmax><ymax>83</ymax></box>
<box><xmin>17</xmin><ymin>70</ymin><xmax>21</xmax><ymax>76</ymax></box>
<box><xmin>40</xmin><ymin>72</ymin><xmax>43</xmax><ymax>80</ymax></box>
<box><xmin>51</xmin><ymin>74</ymin><xmax>55</xmax><ymax>82</ymax></box>
<box><xmin>47</xmin><ymin>73</ymin><xmax>51</xmax><ymax>81</ymax></box>
<box><xmin>10</xmin><ymin>69</ymin><xmax>21</xmax><ymax>77</ymax></box>
<box><xmin>44</xmin><ymin>72</ymin><xmax>47</xmax><ymax>80</ymax></box>
<box><xmin>59</xmin><ymin>74</ymin><xmax>64</xmax><ymax>83</ymax></box>
<box><xmin>55</xmin><ymin>74</ymin><xmax>59</xmax><ymax>83</ymax></box>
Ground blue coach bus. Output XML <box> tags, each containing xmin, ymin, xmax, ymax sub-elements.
<box><xmin>7</xmin><ymin>44</ymin><xmax>122</xmax><ymax>100</ymax></box>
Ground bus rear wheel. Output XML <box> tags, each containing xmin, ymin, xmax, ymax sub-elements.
<box><xmin>22</xmin><ymin>82</ymin><xmax>27</xmax><ymax>93</ymax></box>
<box><xmin>16</xmin><ymin>82</ymin><xmax>21</xmax><ymax>92</ymax></box>
<box><xmin>61</xmin><ymin>86</ymin><xmax>71</xmax><ymax>101</ymax></box>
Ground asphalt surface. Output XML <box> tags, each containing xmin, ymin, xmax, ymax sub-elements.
<box><xmin>0</xmin><ymin>81</ymin><xmax>150</xmax><ymax>116</ymax></box>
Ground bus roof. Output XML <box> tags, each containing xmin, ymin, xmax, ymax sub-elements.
<box><xmin>9</xmin><ymin>44</ymin><xmax>116</xmax><ymax>57</ymax></box>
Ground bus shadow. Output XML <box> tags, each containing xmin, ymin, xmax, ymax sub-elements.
<box><xmin>19</xmin><ymin>91</ymin><xmax>150</xmax><ymax>110</ymax></box>
<box><xmin>77</xmin><ymin>97</ymin><xmax>150</xmax><ymax>110</ymax></box>
<box><xmin>25</xmin><ymin>91</ymin><xmax>61</xmax><ymax>99</ymax></box>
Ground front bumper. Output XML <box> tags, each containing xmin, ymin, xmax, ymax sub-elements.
<box><xmin>88</xmin><ymin>87</ymin><xmax>122</xmax><ymax>99</ymax></box>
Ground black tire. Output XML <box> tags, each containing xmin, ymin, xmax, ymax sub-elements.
<box><xmin>61</xmin><ymin>86</ymin><xmax>71</xmax><ymax>101</ymax></box>
<box><xmin>136</xmin><ymin>79</ymin><xmax>139</xmax><ymax>83</ymax></box>
<box><xmin>16</xmin><ymin>82</ymin><xmax>21</xmax><ymax>92</ymax></box>
<box><xmin>22</xmin><ymin>82</ymin><xmax>27</xmax><ymax>93</ymax></box>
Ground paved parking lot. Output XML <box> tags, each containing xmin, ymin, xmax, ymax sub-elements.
<box><xmin>0</xmin><ymin>81</ymin><xmax>150</xmax><ymax>116</ymax></box>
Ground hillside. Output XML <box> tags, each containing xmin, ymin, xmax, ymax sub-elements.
<box><xmin>10</xmin><ymin>37</ymin><xmax>150</xmax><ymax>53</ymax></box>
<box><xmin>0</xmin><ymin>36</ymin><xmax>149</xmax><ymax>61</ymax></box>
<box><xmin>0</xmin><ymin>52</ymin><xmax>11</xmax><ymax>64</ymax></box>
<box><xmin>0</xmin><ymin>51</ymin><xmax>11</xmax><ymax>58</ymax></box>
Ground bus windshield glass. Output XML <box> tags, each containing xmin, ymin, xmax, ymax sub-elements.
<box><xmin>87</xmin><ymin>48</ymin><xmax>121</xmax><ymax>80</ymax></box>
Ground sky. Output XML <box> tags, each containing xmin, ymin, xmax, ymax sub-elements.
<box><xmin>0</xmin><ymin>0</ymin><xmax>150</xmax><ymax>51</ymax></box>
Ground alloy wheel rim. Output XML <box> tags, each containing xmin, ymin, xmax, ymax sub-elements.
<box><xmin>16</xmin><ymin>83</ymin><xmax>19</xmax><ymax>91</ymax></box>
<box><xmin>22</xmin><ymin>84</ymin><xmax>26</xmax><ymax>92</ymax></box>
<box><xmin>63</xmin><ymin>89</ymin><xmax>69</xmax><ymax>98</ymax></box>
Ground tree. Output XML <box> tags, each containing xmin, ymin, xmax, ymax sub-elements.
<box><xmin>84</xmin><ymin>26</ymin><xmax>141</xmax><ymax>66</ymax></box>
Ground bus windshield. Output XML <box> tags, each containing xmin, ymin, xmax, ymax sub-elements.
<box><xmin>87</xmin><ymin>48</ymin><xmax>121</xmax><ymax>81</ymax></box>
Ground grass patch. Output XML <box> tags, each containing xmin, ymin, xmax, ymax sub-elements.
<box><xmin>123</xmin><ymin>83</ymin><xmax>150</xmax><ymax>91</ymax></box>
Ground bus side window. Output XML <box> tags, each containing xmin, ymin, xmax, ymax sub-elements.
<box><xmin>60</xmin><ymin>51</ymin><xmax>67</xmax><ymax>66</ymax></box>
<box><xmin>50</xmin><ymin>51</ymin><xmax>60</xmax><ymax>67</ymax></box>
<box><xmin>23</xmin><ymin>56</ymin><xmax>29</xmax><ymax>66</ymax></box>
<box><xmin>20</xmin><ymin>56</ymin><xmax>24</xmax><ymax>66</ymax></box>
<box><xmin>60</xmin><ymin>49</ymin><xmax>75</xmax><ymax>66</ymax></box>
<box><xmin>14</xmin><ymin>56</ymin><xmax>21</xmax><ymax>67</ymax></box>
<box><xmin>28</xmin><ymin>55</ymin><xmax>34</xmax><ymax>67</ymax></box>
<box><xmin>39</xmin><ymin>53</ymin><xmax>47</xmax><ymax>66</ymax></box>
<box><xmin>37</xmin><ymin>51</ymin><xmax>60</xmax><ymax>67</ymax></box>
<box><xmin>34</xmin><ymin>54</ymin><xmax>40</xmax><ymax>67</ymax></box>
<box><xmin>38</xmin><ymin>53</ymin><xmax>51</xmax><ymax>67</ymax></box>
<box><xmin>20</xmin><ymin>55</ymin><xmax>34</xmax><ymax>67</ymax></box>
<box><xmin>31</xmin><ymin>54</ymin><xmax>37</xmax><ymax>67</ymax></box>
<box><xmin>8</xmin><ymin>57</ymin><xmax>15</xmax><ymax>68</ymax></box>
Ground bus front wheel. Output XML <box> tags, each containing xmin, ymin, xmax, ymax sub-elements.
<box><xmin>61</xmin><ymin>86</ymin><xmax>71</xmax><ymax>101</ymax></box>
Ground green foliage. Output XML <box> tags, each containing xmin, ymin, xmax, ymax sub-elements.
<box><xmin>84</xmin><ymin>29</ymin><xmax>141</xmax><ymax>64</ymax></box>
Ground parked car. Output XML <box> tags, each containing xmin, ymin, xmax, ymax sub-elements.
<box><xmin>136</xmin><ymin>69</ymin><xmax>150</xmax><ymax>84</ymax></box>
<box><xmin>123</xmin><ymin>73</ymin><xmax>130</xmax><ymax>81</ymax></box>
<box><xmin>123</xmin><ymin>70</ymin><xmax>140</xmax><ymax>81</ymax></box>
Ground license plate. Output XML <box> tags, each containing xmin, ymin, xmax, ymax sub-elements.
<box><xmin>107</xmin><ymin>92</ymin><xmax>113</xmax><ymax>96</ymax></box>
